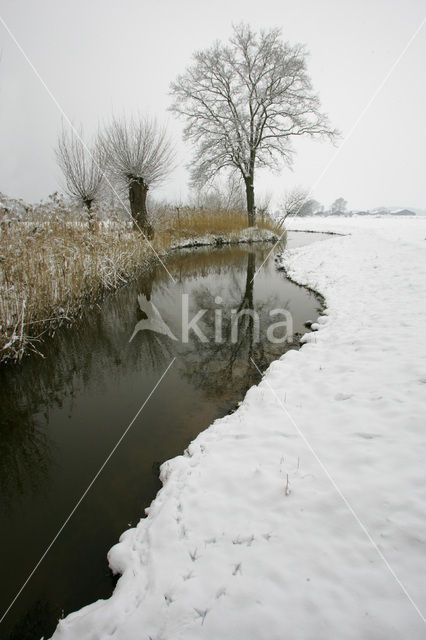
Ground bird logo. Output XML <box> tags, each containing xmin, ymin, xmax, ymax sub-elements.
<box><xmin>129</xmin><ymin>294</ymin><xmax>177</xmax><ymax>343</ymax></box>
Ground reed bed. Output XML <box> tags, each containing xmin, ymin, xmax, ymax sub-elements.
<box><xmin>0</xmin><ymin>206</ymin><xmax>280</xmax><ymax>364</ymax></box>
<box><xmin>156</xmin><ymin>206</ymin><xmax>280</xmax><ymax>241</ymax></box>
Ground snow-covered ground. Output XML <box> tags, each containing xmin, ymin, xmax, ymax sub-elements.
<box><xmin>51</xmin><ymin>216</ymin><xmax>426</xmax><ymax>640</ymax></box>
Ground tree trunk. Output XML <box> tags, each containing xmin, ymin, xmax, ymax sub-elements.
<box><xmin>243</xmin><ymin>251</ymin><xmax>255</xmax><ymax>306</ymax></box>
<box><xmin>244</xmin><ymin>177</ymin><xmax>256</xmax><ymax>227</ymax></box>
<box><xmin>85</xmin><ymin>199</ymin><xmax>95</xmax><ymax>232</ymax></box>
<box><xmin>129</xmin><ymin>178</ymin><xmax>153</xmax><ymax>239</ymax></box>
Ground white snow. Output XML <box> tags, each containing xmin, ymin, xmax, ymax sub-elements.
<box><xmin>51</xmin><ymin>216</ymin><xmax>426</xmax><ymax>640</ymax></box>
<box><xmin>169</xmin><ymin>226</ymin><xmax>279</xmax><ymax>249</ymax></box>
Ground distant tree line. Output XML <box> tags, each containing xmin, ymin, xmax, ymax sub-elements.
<box><xmin>278</xmin><ymin>189</ymin><xmax>350</xmax><ymax>220</ymax></box>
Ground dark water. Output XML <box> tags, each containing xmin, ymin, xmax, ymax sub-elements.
<box><xmin>0</xmin><ymin>233</ymin><xmax>327</xmax><ymax>639</ymax></box>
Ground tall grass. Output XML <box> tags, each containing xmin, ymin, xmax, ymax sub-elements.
<box><xmin>156</xmin><ymin>206</ymin><xmax>280</xmax><ymax>242</ymax></box>
<box><xmin>0</xmin><ymin>206</ymin><xmax>281</xmax><ymax>363</ymax></box>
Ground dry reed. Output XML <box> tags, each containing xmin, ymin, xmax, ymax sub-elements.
<box><xmin>0</xmin><ymin>206</ymin><xmax>281</xmax><ymax>363</ymax></box>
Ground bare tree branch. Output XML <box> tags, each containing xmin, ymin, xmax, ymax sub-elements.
<box><xmin>279</xmin><ymin>186</ymin><xmax>320</xmax><ymax>223</ymax></box>
<box><xmin>101</xmin><ymin>116</ymin><xmax>175</xmax><ymax>189</ymax></box>
<box><xmin>99</xmin><ymin>116</ymin><xmax>175</xmax><ymax>235</ymax></box>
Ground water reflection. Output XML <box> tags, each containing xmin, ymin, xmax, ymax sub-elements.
<box><xmin>0</xmin><ymin>404</ymin><xmax>52</xmax><ymax>513</ymax></box>
<box><xmin>180</xmin><ymin>252</ymin><xmax>260</xmax><ymax>398</ymax></box>
<box><xmin>132</xmin><ymin>250</ymin><xmax>296</xmax><ymax>403</ymax></box>
<box><xmin>182</xmin><ymin>252</ymin><xmax>258</xmax><ymax>399</ymax></box>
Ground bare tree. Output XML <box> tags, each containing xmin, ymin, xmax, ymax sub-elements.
<box><xmin>170</xmin><ymin>23</ymin><xmax>337</xmax><ymax>227</ymax></box>
<box><xmin>191</xmin><ymin>173</ymin><xmax>246</xmax><ymax>211</ymax></box>
<box><xmin>101</xmin><ymin>116</ymin><xmax>174</xmax><ymax>237</ymax></box>
<box><xmin>331</xmin><ymin>197</ymin><xmax>347</xmax><ymax>214</ymax></box>
<box><xmin>256</xmin><ymin>192</ymin><xmax>272</xmax><ymax>218</ymax></box>
<box><xmin>56</xmin><ymin>127</ymin><xmax>104</xmax><ymax>230</ymax></box>
<box><xmin>279</xmin><ymin>187</ymin><xmax>319</xmax><ymax>222</ymax></box>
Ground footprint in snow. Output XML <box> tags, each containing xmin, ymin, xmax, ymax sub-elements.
<box><xmin>164</xmin><ymin>593</ymin><xmax>174</xmax><ymax>606</ymax></box>
<box><xmin>335</xmin><ymin>392</ymin><xmax>353</xmax><ymax>401</ymax></box>
<box><xmin>194</xmin><ymin>608</ymin><xmax>209</xmax><ymax>625</ymax></box>
<box><xmin>183</xmin><ymin>570</ymin><xmax>194</xmax><ymax>581</ymax></box>
<box><xmin>189</xmin><ymin>548</ymin><xmax>199</xmax><ymax>562</ymax></box>
<box><xmin>232</xmin><ymin>535</ymin><xmax>255</xmax><ymax>546</ymax></box>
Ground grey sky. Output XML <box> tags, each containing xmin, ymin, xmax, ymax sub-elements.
<box><xmin>0</xmin><ymin>0</ymin><xmax>425</xmax><ymax>211</ymax></box>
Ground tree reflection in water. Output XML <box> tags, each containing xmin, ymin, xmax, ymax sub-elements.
<box><xmin>131</xmin><ymin>245</ymin><xmax>297</xmax><ymax>408</ymax></box>
<box><xmin>183</xmin><ymin>252</ymin><xmax>263</xmax><ymax>399</ymax></box>
<box><xmin>179</xmin><ymin>252</ymin><xmax>293</xmax><ymax>403</ymax></box>
<box><xmin>0</xmin><ymin>401</ymin><xmax>52</xmax><ymax>513</ymax></box>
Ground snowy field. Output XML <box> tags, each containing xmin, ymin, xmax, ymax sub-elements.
<box><xmin>51</xmin><ymin>216</ymin><xmax>426</xmax><ymax>640</ymax></box>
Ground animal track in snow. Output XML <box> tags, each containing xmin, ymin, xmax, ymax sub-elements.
<box><xmin>183</xmin><ymin>570</ymin><xmax>194</xmax><ymax>581</ymax></box>
<box><xmin>194</xmin><ymin>608</ymin><xmax>209</xmax><ymax>625</ymax></box>
<box><xmin>189</xmin><ymin>548</ymin><xmax>199</xmax><ymax>562</ymax></box>
<box><xmin>232</xmin><ymin>535</ymin><xmax>255</xmax><ymax>546</ymax></box>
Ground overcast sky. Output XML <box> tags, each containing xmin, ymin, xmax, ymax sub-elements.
<box><xmin>0</xmin><ymin>0</ymin><xmax>425</xmax><ymax>211</ymax></box>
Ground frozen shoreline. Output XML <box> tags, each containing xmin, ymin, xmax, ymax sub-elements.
<box><xmin>51</xmin><ymin>216</ymin><xmax>426</xmax><ymax>639</ymax></box>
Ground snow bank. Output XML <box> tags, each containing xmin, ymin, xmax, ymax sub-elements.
<box><xmin>170</xmin><ymin>225</ymin><xmax>279</xmax><ymax>249</ymax></box>
<box><xmin>51</xmin><ymin>216</ymin><xmax>426</xmax><ymax>639</ymax></box>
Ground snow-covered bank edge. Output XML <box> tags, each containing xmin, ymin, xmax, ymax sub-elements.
<box><xmin>169</xmin><ymin>226</ymin><xmax>281</xmax><ymax>249</ymax></box>
<box><xmin>52</xmin><ymin>217</ymin><xmax>426</xmax><ymax>639</ymax></box>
